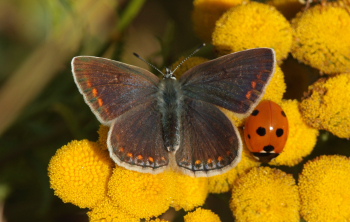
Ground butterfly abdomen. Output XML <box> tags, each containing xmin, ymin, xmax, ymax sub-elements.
<box><xmin>157</xmin><ymin>78</ymin><xmax>183</xmax><ymax>152</ymax></box>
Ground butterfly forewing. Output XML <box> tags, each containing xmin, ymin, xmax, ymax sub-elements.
<box><xmin>175</xmin><ymin>98</ymin><xmax>242</xmax><ymax>177</ymax></box>
<box><xmin>108</xmin><ymin>99</ymin><xmax>169</xmax><ymax>173</ymax></box>
<box><xmin>72</xmin><ymin>56</ymin><xmax>160</xmax><ymax>125</ymax></box>
<box><xmin>180</xmin><ymin>48</ymin><xmax>276</xmax><ymax>118</ymax></box>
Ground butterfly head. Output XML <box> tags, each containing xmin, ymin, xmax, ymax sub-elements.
<box><xmin>164</xmin><ymin>68</ymin><xmax>177</xmax><ymax>80</ymax></box>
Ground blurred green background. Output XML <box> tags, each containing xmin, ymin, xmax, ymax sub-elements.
<box><xmin>0</xmin><ymin>0</ymin><xmax>349</xmax><ymax>221</ymax></box>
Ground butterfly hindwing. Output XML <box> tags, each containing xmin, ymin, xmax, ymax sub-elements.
<box><xmin>180</xmin><ymin>48</ymin><xmax>276</xmax><ymax>118</ymax></box>
<box><xmin>175</xmin><ymin>98</ymin><xmax>242</xmax><ymax>177</ymax></box>
<box><xmin>108</xmin><ymin>99</ymin><xmax>169</xmax><ymax>173</ymax></box>
<box><xmin>72</xmin><ymin>56</ymin><xmax>160</xmax><ymax>125</ymax></box>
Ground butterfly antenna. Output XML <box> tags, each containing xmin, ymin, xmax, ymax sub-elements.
<box><xmin>133</xmin><ymin>53</ymin><xmax>165</xmax><ymax>76</ymax></box>
<box><xmin>171</xmin><ymin>43</ymin><xmax>206</xmax><ymax>74</ymax></box>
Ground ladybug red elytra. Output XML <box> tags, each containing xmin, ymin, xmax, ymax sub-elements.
<box><xmin>243</xmin><ymin>100</ymin><xmax>289</xmax><ymax>162</ymax></box>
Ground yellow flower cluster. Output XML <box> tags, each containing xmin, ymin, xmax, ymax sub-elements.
<box><xmin>291</xmin><ymin>4</ymin><xmax>350</xmax><ymax>74</ymax></box>
<box><xmin>231</xmin><ymin>167</ymin><xmax>300</xmax><ymax>222</ymax></box>
<box><xmin>48</xmin><ymin>138</ymin><xmax>209</xmax><ymax>220</ymax></box>
<box><xmin>184</xmin><ymin>208</ymin><xmax>221</xmax><ymax>222</ymax></box>
<box><xmin>300</xmin><ymin>73</ymin><xmax>350</xmax><ymax>138</ymax></box>
<box><xmin>299</xmin><ymin>155</ymin><xmax>350</xmax><ymax>222</ymax></box>
<box><xmin>270</xmin><ymin>99</ymin><xmax>319</xmax><ymax>166</ymax></box>
<box><xmin>212</xmin><ymin>2</ymin><xmax>293</xmax><ymax>62</ymax></box>
<box><xmin>192</xmin><ymin>0</ymin><xmax>247</xmax><ymax>42</ymax></box>
<box><xmin>48</xmin><ymin>140</ymin><xmax>113</xmax><ymax>208</ymax></box>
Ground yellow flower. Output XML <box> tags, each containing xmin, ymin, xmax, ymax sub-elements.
<box><xmin>97</xmin><ymin>124</ymin><xmax>109</xmax><ymax>149</ymax></box>
<box><xmin>212</xmin><ymin>2</ymin><xmax>293</xmax><ymax>63</ymax></box>
<box><xmin>192</xmin><ymin>0</ymin><xmax>247</xmax><ymax>42</ymax></box>
<box><xmin>208</xmin><ymin>148</ymin><xmax>260</xmax><ymax>193</ymax></box>
<box><xmin>230</xmin><ymin>167</ymin><xmax>300</xmax><ymax>222</ymax></box>
<box><xmin>262</xmin><ymin>65</ymin><xmax>286</xmax><ymax>103</ymax></box>
<box><xmin>299</xmin><ymin>73</ymin><xmax>350</xmax><ymax>138</ymax></box>
<box><xmin>88</xmin><ymin>198</ymin><xmax>139</xmax><ymax>222</ymax></box>
<box><xmin>184</xmin><ymin>208</ymin><xmax>221</xmax><ymax>222</ymax></box>
<box><xmin>291</xmin><ymin>4</ymin><xmax>350</xmax><ymax>74</ymax></box>
<box><xmin>107</xmin><ymin>167</ymin><xmax>173</xmax><ymax>219</ymax></box>
<box><xmin>48</xmin><ymin>140</ymin><xmax>114</xmax><ymax>208</ymax></box>
<box><xmin>267</xmin><ymin>0</ymin><xmax>303</xmax><ymax>20</ymax></box>
<box><xmin>269</xmin><ymin>100</ymin><xmax>319</xmax><ymax>166</ymax></box>
<box><xmin>299</xmin><ymin>155</ymin><xmax>350</xmax><ymax>222</ymax></box>
<box><xmin>170</xmin><ymin>171</ymin><xmax>209</xmax><ymax>211</ymax></box>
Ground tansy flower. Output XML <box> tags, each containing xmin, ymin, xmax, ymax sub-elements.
<box><xmin>87</xmin><ymin>198</ymin><xmax>139</xmax><ymax>222</ymax></box>
<box><xmin>262</xmin><ymin>65</ymin><xmax>286</xmax><ymax>103</ymax></box>
<box><xmin>170</xmin><ymin>171</ymin><xmax>209</xmax><ymax>211</ymax></box>
<box><xmin>184</xmin><ymin>208</ymin><xmax>221</xmax><ymax>222</ymax></box>
<box><xmin>291</xmin><ymin>4</ymin><xmax>350</xmax><ymax>74</ymax></box>
<box><xmin>212</xmin><ymin>2</ymin><xmax>293</xmax><ymax>63</ymax></box>
<box><xmin>48</xmin><ymin>140</ymin><xmax>113</xmax><ymax>208</ymax></box>
<box><xmin>267</xmin><ymin>0</ymin><xmax>303</xmax><ymax>20</ymax></box>
<box><xmin>230</xmin><ymin>167</ymin><xmax>300</xmax><ymax>222</ymax></box>
<box><xmin>299</xmin><ymin>73</ymin><xmax>350</xmax><ymax>138</ymax></box>
<box><xmin>269</xmin><ymin>100</ymin><xmax>319</xmax><ymax>166</ymax></box>
<box><xmin>208</xmin><ymin>147</ymin><xmax>260</xmax><ymax>193</ymax></box>
<box><xmin>192</xmin><ymin>0</ymin><xmax>247</xmax><ymax>42</ymax></box>
<box><xmin>107</xmin><ymin>167</ymin><xmax>174</xmax><ymax>219</ymax></box>
<box><xmin>299</xmin><ymin>155</ymin><xmax>350</xmax><ymax>222</ymax></box>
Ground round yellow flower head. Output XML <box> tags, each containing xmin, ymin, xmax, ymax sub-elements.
<box><xmin>230</xmin><ymin>167</ymin><xmax>300</xmax><ymax>222</ymax></box>
<box><xmin>184</xmin><ymin>208</ymin><xmax>221</xmax><ymax>222</ymax></box>
<box><xmin>192</xmin><ymin>0</ymin><xmax>247</xmax><ymax>42</ymax></box>
<box><xmin>291</xmin><ymin>4</ymin><xmax>350</xmax><ymax>74</ymax></box>
<box><xmin>170</xmin><ymin>171</ymin><xmax>209</xmax><ymax>211</ymax></box>
<box><xmin>208</xmin><ymin>147</ymin><xmax>260</xmax><ymax>193</ymax></box>
<box><xmin>299</xmin><ymin>155</ymin><xmax>350</xmax><ymax>222</ymax></box>
<box><xmin>212</xmin><ymin>2</ymin><xmax>293</xmax><ymax>63</ymax></box>
<box><xmin>107</xmin><ymin>167</ymin><xmax>174</xmax><ymax>219</ymax></box>
<box><xmin>97</xmin><ymin>124</ymin><xmax>109</xmax><ymax>149</ymax></box>
<box><xmin>262</xmin><ymin>65</ymin><xmax>286</xmax><ymax>103</ymax></box>
<box><xmin>88</xmin><ymin>198</ymin><xmax>139</xmax><ymax>222</ymax></box>
<box><xmin>299</xmin><ymin>73</ymin><xmax>350</xmax><ymax>138</ymax></box>
<box><xmin>267</xmin><ymin>0</ymin><xmax>303</xmax><ymax>20</ymax></box>
<box><xmin>269</xmin><ymin>100</ymin><xmax>319</xmax><ymax>166</ymax></box>
<box><xmin>48</xmin><ymin>140</ymin><xmax>114</xmax><ymax>208</ymax></box>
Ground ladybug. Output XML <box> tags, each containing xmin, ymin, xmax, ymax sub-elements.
<box><xmin>243</xmin><ymin>100</ymin><xmax>289</xmax><ymax>162</ymax></box>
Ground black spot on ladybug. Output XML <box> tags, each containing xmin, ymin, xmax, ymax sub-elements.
<box><xmin>281</xmin><ymin>111</ymin><xmax>286</xmax><ymax>117</ymax></box>
<box><xmin>263</xmin><ymin>145</ymin><xmax>275</xmax><ymax>152</ymax></box>
<box><xmin>252</xmin><ymin>110</ymin><xmax>259</xmax><ymax>116</ymax></box>
<box><xmin>248</xmin><ymin>134</ymin><xmax>251</xmax><ymax>139</ymax></box>
<box><xmin>256</xmin><ymin>127</ymin><xmax>266</xmax><ymax>136</ymax></box>
<box><xmin>276</xmin><ymin>128</ymin><xmax>284</xmax><ymax>137</ymax></box>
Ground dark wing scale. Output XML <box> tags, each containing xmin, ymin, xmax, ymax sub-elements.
<box><xmin>175</xmin><ymin>98</ymin><xmax>242</xmax><ymax>177</ymax></box>
<box><xmin>108</xmin><ymin>99</ymin><xmax>169</xmax><ymax>174</ymax></box>
<box><xmin>180</xmin><ymin>48</ymin><xmax>276</xmax><ymax>117</ymax></box>
<box><xmin>72</xmin><ymin>56</ymin><xmax>160</xmax><ymax>125</ymax></box>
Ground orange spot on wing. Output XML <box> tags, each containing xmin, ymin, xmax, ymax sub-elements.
<box><xmin>207</xmin><ymin>158</ymin><xmax>213</xmax><ymax>164</ymax></box>
<box><xmin>251</xmin><ymin>81</ymin><xmax>257</xmax><ymax>89</ymax></box>
<box><xmin>218</xmin><ymin>156</ymin><xmax>224</xmax><ymax>161</ymax></box>
<box><xmin>246</xmin><ymin>91</ymin><xmax>252</xmax><ymax>100</ymax></box>
<box><xmin>137</xmin><ymin>155</ymin><xmax>143</xmax><ymax>160</ymax></box>
<box><xmin>127</xmin><ymin>153</ymin><xmax>133</xmax><ymax>158</ymax></box>
<box><xmin>98</xmin><ymin>98</ymin><xmax>104</xmax><ymax>106</ymax></box>
<box><xmin>148</xmin><ymin>157</ymin><xmax>154</xmax><ymax>162</ymax></box>
<box><xmin>87</xmin><ymin>81</ymin><xmax>93</xmax><ymax>87</ymax></box>
<box><xmin>195</xmin><ymin>160</ymin><xmax>202</xmax><ymax>165</ymax></box>
<box><xmin>119</xmin><ymin>147</ymin><xmax>125</xmax><ymax>152</ymax></box>
<box><xmin>92</xmin><ymin>88</ymin><xmax>98</xmax><ymax>97</ymax></box>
